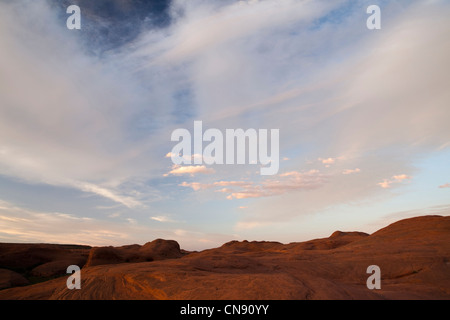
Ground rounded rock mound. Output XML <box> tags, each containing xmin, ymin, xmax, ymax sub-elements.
<box><xmin>139</xmin><ymin>239</ymin><xmax>182</xmax><ymax>260</ymax></box>
<box><xmin>84</xmin><ymin>239</ymin><xmax>182</xmax><ymax>267</ymax></box>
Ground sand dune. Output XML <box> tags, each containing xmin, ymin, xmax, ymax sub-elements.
<box><xmin>0</xmin><ymin>215</ymin><xmax>449</xmax><ymax>300</ymax></box>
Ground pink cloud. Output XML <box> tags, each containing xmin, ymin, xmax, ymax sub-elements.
<box><xmin>439</xmin><ymin>183</ymin><xmax>450</xmax><ymax>189</ymax></box>
<box><xmin>378</xmin><ymin>174</ymin><xmax>413</xmax><ymax>189</ymax></box>
<box><xmin>214</xmin><ymin>181</ymin><xmax>251</xmax><ymax>187</ymax></box>
<box><xmin>182</xmin><ymin>169</ymin><xmax>328</xmax><ymax>200</ymax></box>
<box><xmin>319</xmin><ymin>157</ymin><xmax>336</xmax><ymax>165</ymax></box>
<box><xmin>216</xmin><ymin>188</ymin><xmax>234</xmax><ymax>193</ymax></box>
<box><xmin>342</xmin><ymin>168</ymin><xmax>361</xmax><ymax>175</ymax></box>
<box><xmin>179</xmin><ymin>180</ymin><xmax>251</xmax><ymax>191</ymax></box>
<box><xmin>377</xmin><ymin>179</ymin><xmax>392</xmax><ymax>189</ymax></box>
<box><xmin>393</xmin><ymin>174</ymin><xmax>412</xmax><ymax>181</ymax></box>
<box><xmin>166</xmin><ymin>165</ymin><xmax>215</xmax><ymax>176</ymax></box>
<box><xmin>227</xmin><ymin>191</ymin><xmax>267</xmax><ymax>200</ymax></box>
<box><xmin>179</xmin><ymin>182</ymin><xmax>212</xmax><ymax>191</ymax></box>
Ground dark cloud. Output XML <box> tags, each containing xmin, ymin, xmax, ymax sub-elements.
<box><xmin>51</xmin><ymin>0</ymin><xmax>171</xmax><ymax>52</ymax></box>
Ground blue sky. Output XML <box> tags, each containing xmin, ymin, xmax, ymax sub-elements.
<box><xmin>0</xmin><ymin>0</ymin><xmax>449</xmax><ymax>250</ymax></box>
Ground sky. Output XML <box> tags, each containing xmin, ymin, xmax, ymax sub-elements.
<box><xmin>0</xmin><ymin>0</ymin><xmax>449</xmax><ymax>250</ymax></box>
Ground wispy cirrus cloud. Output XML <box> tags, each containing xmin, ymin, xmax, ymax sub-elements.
<box><xmin>0</xmin><ymin>199</ymin><xmax>125</xmax><ymax>245</ymax></box>
<box><xmin>0</xmin><ymin>1</ymin><xmax>168</xmax><ymax>208</ymax></box>
<box><xmin>150</xmin><ymin>215</ymin><xmax>178</xmax><ymax>223</ymax></box>
<box><xmin>0</xmin><ymin>199</ymin><xmax>229</xmax><ymax>250</ymax></box>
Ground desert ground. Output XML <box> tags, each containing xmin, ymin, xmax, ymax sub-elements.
<box><xmin>0</xmin><ymin>215</ymin><xmax>449</xmax><ymax>300</ymax></box>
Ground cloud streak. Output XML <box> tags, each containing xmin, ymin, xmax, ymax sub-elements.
<box><xmin>150</xmin><ymin>215</ymin><xmax>178</xmax><ymax>223</ymax></box>
<box><xmin>342</xmin><ymin>168</ymin><xmax>361</xmax><ymax>175</ymax></box>
<box><xmin>181</xmin><ymin>169</ymin><xmax>327</xmax><ymax>199</ymax></box>
<box><xmin>166</xmin><ymin>165</ymin><xmax>215</xmax><ymax>176</ymax></box>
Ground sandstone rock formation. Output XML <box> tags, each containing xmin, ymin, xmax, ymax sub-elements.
<box><xmin>84</xmin><ymin>239</ymin><xmax>182</xmax><ymax>267</ymax></box>
<box><xmin>0</xmin><ymin>215</ymin><xmax>448</xmax><ymax>300</ymax></box>
<box><xmin>0</xmin><ymin>243</ymin><xmax>90</xmax><ymax>282</ymax></box>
